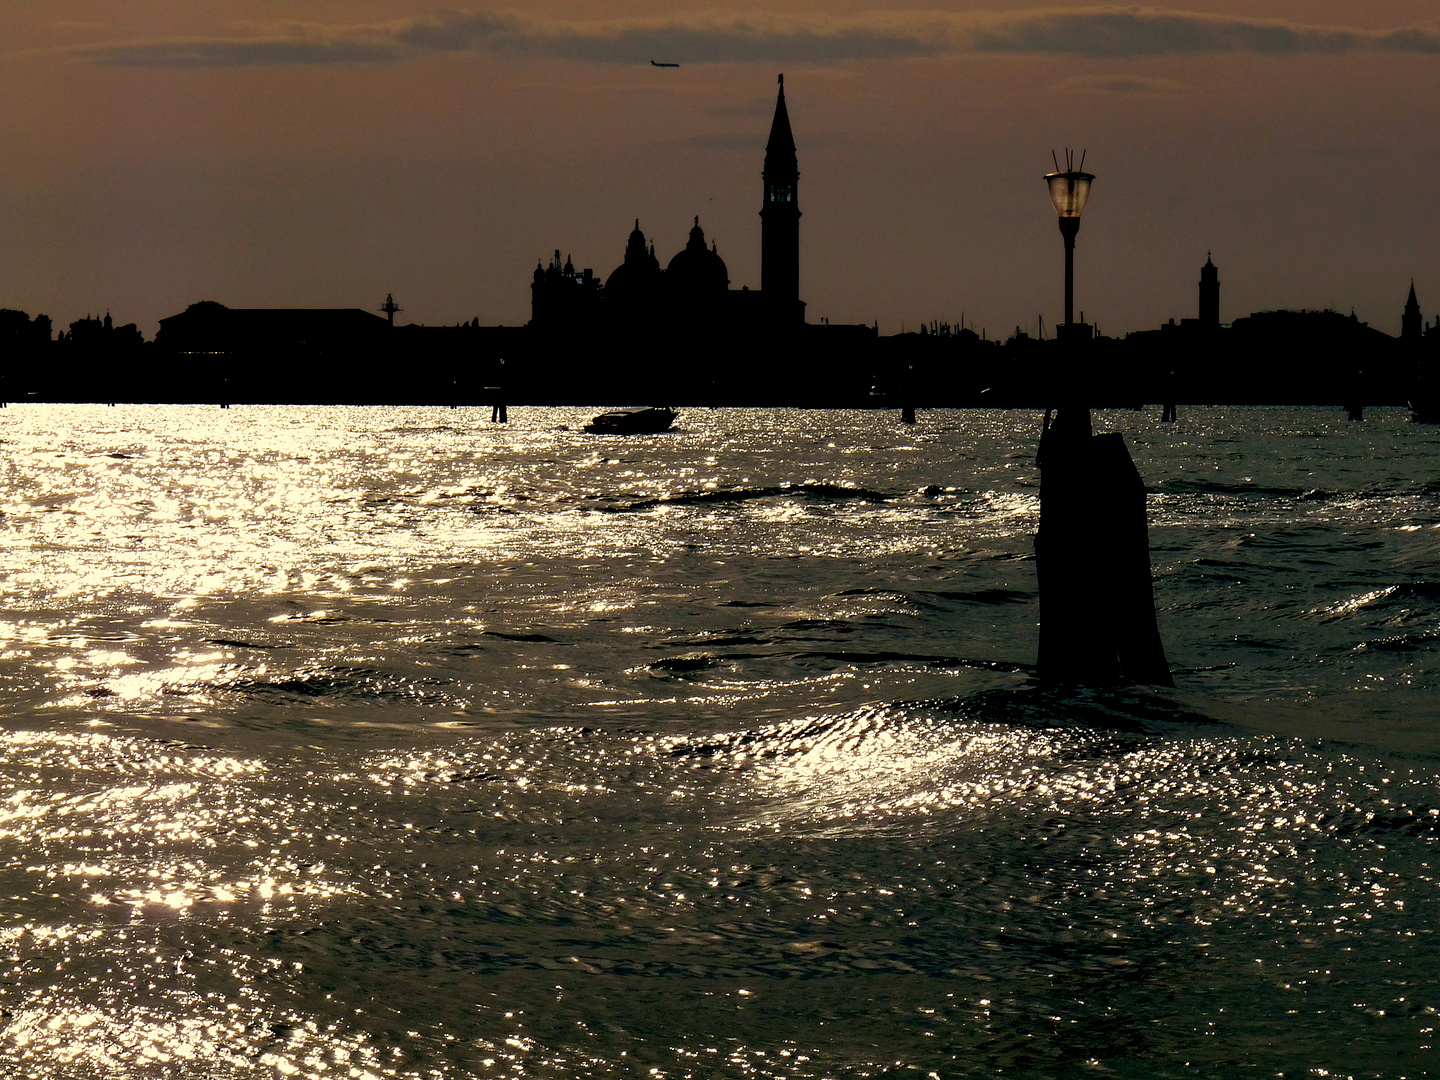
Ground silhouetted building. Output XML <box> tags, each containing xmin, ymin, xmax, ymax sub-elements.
<box><xmin>761</xmin><ymin>74</ymin><xmax>803</xmax><ymax>326</ymax></box>
<box><xmin>43</xmin><ymin>81</ymin><xmax>1433</xmax><ymax>409</ymax></box>
<box><xmin>0</xmin><ymin>310</ymin><xmax>158</xmax><ymax>402</ymax></box>
<box><xmin>1404</xmin><ymin>284</ymin><xmax>1440</xmax><ymax>420</ymax></box>
<box><xmin>531</xmin><ymin>76</ymin><xmax>804</xmax><ymax>340</ymax></box>
<box><xmin>1403</xmin><ymin>281</ymin><xmax>1422</xmax><ymax>343</ymax></box>
<box><xmin>156</xmin><ymin>301</ymin><xmax>388</xmax><ymax>358</ymax></box>
<box><xmin>875</xmin><ymin>322</ymin><xmax>997</xmax><ymax>405</ymax></box>
<box><xmin>145</xmin><ymin>300</ymin><xmax>515</xmax><ymax>404</ymax></box>
<box><xmin>531</xmin><ymin>250</ymin><xmax>602</xmax><ymax>332</ymax></box>
<box><xmin>1166</xmin><ymin>254</ymin><xmax>1222</xmax><ymax>337</ymax></box>
<box><xmin>24</xmin><ymin>313</ymin><xmax>148</xmax><ymax>402</ymax></box>
<box><xmin>667</xmin><ymin>217</ymin><xmax>730</xmax><ymax>305</ymax></box>
<box><xmin>61</xmin><ymin>312</ymin><xmax>144</xmax><ymax>355</ymax></box>
<box><xmin>603</xmin><ymin>223</ymin><xmax>664</xmax><ymax>327</ymax></box>
<box><xmin>512</xmin><ymin>75</ymin><xmax>878</xmax><ymax>404</ymax></box>
<box><xmin>1230</xmin><ymin>309</ymin><xmax>1398</xmax><ymax>402</ymax></box>
<box><xmin>1108</xmin><ymin>251</ymin><xmax>1406</xmax><ymax>406</ymax></box>
<box><xmin>1199</xmin><ymin>253</ymin><xmax>1220</xmax><ymax>329</ymax></box>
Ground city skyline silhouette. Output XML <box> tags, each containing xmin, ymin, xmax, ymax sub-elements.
<box><xmin>2</xmin><ymin>71</ymin><xmax>1435</xmax><ymax>410</ymax></box>
<box><xmin>1</xmin><ymin>2</ymin><xmax>1435</xmax><ymax>340</ymax></box>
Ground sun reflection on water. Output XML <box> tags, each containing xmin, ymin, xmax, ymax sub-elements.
<box><xmin>0</xmin><ymin>407</ymin><xmax>1438</xmax><ymax>1074</ymax></box>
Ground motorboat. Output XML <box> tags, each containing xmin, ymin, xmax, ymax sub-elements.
<box><xmin>583</xmin><ymin>407</ymin><xmax>677</xmax><ymax>435</ymax></box>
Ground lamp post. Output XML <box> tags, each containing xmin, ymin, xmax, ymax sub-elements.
<box><xmin>1042</xmin><ymin>150</ymin><xmax>1095</xmax><ymax>440</ymax></box>
<box><xmin>1032</xmin><ymin>149</ymin><xmax>1171</xmax><ymax>687</ymax></box>
<box><xmin>1044</xmin><ymin>151</ymin><xmax>1093</xmax><ymax>331</ymax></box>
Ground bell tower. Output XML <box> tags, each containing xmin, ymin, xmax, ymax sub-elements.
<box><xmin>1403</xmin><ymin>281</ymin><xmax>1422</xmax><ymax>343</ymax></box>
<box><xmin>760</xmin><ymin>74</ymin><xmax>803</xmax><ymax>324</ymax></box>
<box><xmin>1199</xmin><ymin>253</ymin><xmax>1219</xmax><ymax>329</ymax></box>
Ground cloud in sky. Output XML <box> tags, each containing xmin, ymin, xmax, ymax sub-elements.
<box><xmin>66</xmin><ymin>7</ymin><xmax>1440</xmax><ymax>69</ymax></box>
<box><xmin>78</xmin><ymin>37</ymin><xmax>403</xmax><ymax>67</ymax></box>
<box><xmin>968</xmin><ymin>10</ymin><xmax>1439</xmax><ymax>57</ymax></box>
<box><xmin>1049</xmin><ymin>73</ymin><xmax>1186</xmax><ymax>94</ymax></box>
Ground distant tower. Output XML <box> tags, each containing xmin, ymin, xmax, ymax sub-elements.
<box><xmin>1199</xmin><ymin>253</ymin><xmax>1219</xmax><ymax>329</ymax></box>
<box><xmin>380</xmin><ymin>294</ymin><xmax>402</xmax><ymax>325</ymax></box>
<box><xmin>1403</xmin><ymin>281</ymin><xmax>1422</xmax><ymax>343</ymax></box>
<box><xmin>761</xmin><ymin>74</ymin><xmax>802</xmax><ymax>324</ymax></box>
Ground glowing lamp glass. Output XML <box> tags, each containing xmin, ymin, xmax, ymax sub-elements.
<box><xmin>1045</xmin><ymin>171</ymin><xmax>1094</xmax><ymax>219</ymax></box>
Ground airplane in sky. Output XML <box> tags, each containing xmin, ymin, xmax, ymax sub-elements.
<box><xmin>650</xmin><ymin>60</ymin><xmax>680</xmax><ymax>67</ymax></box>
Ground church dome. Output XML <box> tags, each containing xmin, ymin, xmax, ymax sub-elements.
<box><xmin>606</xmin><ymin>219</ymin><xmax>662</xmax><ymax>298</ymax></box>
<box><xmin>665</xmin><ymin>217</ymin><xmax>729</xmax><ymax>294</ymax></box>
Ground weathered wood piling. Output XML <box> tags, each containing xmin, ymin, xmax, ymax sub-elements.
<box><xmin>1035</xmin><ymin>414</ymin><xmax>1172</xmax><ymax>685</ymax></box>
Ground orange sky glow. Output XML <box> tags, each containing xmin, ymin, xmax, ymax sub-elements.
<box><xmin>3</xmin><ymin>1</ymin><xmax>1438</xmax><ymax>339</ymax></box>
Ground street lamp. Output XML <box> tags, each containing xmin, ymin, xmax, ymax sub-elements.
<box><xmin>1032</xmin><ymin>150</ymin><xmax>1172</xmax><ymax>688</ymax></box>
<box><xmin>1044</xmin><ymin>150</ymin><xmax>1093</xmax><ymax>331</ymax></box>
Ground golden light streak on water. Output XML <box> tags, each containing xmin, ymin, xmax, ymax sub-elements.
<box><xmin>0</xmin><ymin>406</ymin><xmax>1437</xmax><ymax>1075</ymax></box>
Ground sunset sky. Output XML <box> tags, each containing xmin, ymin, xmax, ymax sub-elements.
<box><xmin>3</xmin><ymin>1</ymin><xmax>1438</xmax><ymax>340</ymax></box>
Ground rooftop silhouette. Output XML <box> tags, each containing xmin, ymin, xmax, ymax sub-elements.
<box><xmin>1</xmin><ymin>77</ymin><xmax>1436</xmax><ymax>410</ymax></box>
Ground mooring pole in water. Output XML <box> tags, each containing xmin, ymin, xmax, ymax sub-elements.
<box><xmin>1035</xmin><ymin>404</ymin><xmax>1172</xmax><ymax>686</ymax></box>
<box><xmin>1034</xmin><ymin>149</ymin><xmax>1170</xmax><ymax>685</ymax></box>
<box><xmin>1161</xmin><ymin>402</ymin><xmax>1177</xmax><ymax>422</ymax></box>
<box><xmin>484</xmin><ymin>385</ymin><xmax>508</xmax><ymax>423</ymax></box>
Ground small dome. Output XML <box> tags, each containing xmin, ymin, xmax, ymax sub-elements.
<box><xmin>607</xmin><ymin>219</ymin><xmax>662</xmax><ymax>297</ymax></box>
<box><xmin>665</xmin><ymin>216</ymin><xmax>729</xmax><ymax>294</ymax></box>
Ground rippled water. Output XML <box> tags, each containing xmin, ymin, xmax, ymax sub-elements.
<box><xmin>1</xmin><ymin>404</ymin><xmax>1438</xmax><ymax>1078</ymax></box>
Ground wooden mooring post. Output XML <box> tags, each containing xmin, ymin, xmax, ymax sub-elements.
<box><xmin>1035</xmin><ymin>412</ymin><xmax>1172</xmax><ymax>685</ymax></box>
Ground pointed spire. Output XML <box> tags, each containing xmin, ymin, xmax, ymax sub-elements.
<box><xmin>765</xmin><ymin>74</ymin><xmax>796</xmax><ymax>170</ymax></box>
<box><xmin>1403</xmin><ymin>279</ymin><xmax>1423</xmax><ymax>341</ymax></box>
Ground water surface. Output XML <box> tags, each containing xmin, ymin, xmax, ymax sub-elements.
<box><xmin>1</xmin><ymin>405</ymin><xmax>1437</xmax><ymax>1078</ymax></box>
